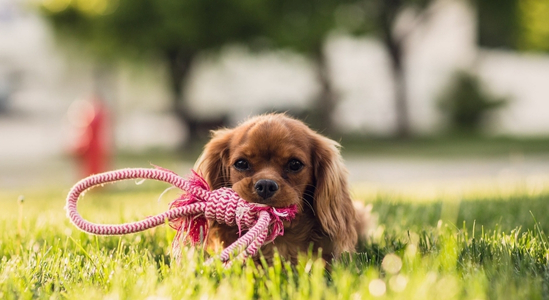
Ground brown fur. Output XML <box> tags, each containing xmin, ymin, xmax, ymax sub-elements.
<box><xmin>194</xmin><ymin>114</ymin><xmax>358</xmax><ymax>264</ymax></box>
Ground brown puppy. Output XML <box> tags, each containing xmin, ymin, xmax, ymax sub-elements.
<box><xmin>194</xmin><ymin>114</ymin><xmax>358</xmax><ymax>264</ymax></box>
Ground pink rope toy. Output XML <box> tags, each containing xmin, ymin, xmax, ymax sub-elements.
<box><xmin>65</xmin><ymin>166</ymin><xmax>298</xmax><ymax>264</ymax></box>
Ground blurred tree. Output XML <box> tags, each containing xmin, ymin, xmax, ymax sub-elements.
<box><xmin>262</xmin><ymin>0</ymin><xmax>360</xmax><ymax>134</ymax></box>
<box><xmin>41</xmin><ymin>0</ymin><xmax>361</xmax><ymax>139</ymax></box>
<box><xmin>474</xmin><ymin>0</ymin><xmax>549</xmax><ymax>53</ymax></box>
<box><xmin>438</xmin><ymin>71</ymin><xmax>507</xmax><ymax>134</ymax></box>
<box><xmin>518</xmin><ymin>0</ymin><xmax>549</xmax><ymax>52</ymax></box>
<box><xmin>267</xmin><ymin>0</ymin><xmax>437</xmax><ymax>137</ymax></box>
<box><xmin>359</xmin><ymin>0</ymin><xmax>435</xmax><ymax>138</ymax></box>
<box><xmin>40</xmin><ymin>0</ymin><xmax>270</xmax><ymax>145</ymax></box>
<box><xmin>475</xmin><ymin>0</ymin><xmax>520</xmax><ymax>49</ymax></box>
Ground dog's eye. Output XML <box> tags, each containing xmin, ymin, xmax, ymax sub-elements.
<box><xmin>287</xmin><ymin>159</ymin><xmax>304</xmax><ymax>172</ymax></box>
<box><xmin>234</xmin><ymin>159</ymin><xmax>251</xmax><ymax>171</ymax></box>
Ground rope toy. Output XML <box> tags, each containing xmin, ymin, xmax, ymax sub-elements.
<box><xmin>65</xmin><ymin>166</ymin><xmax>298</xmax><ymax>264</ymax></box>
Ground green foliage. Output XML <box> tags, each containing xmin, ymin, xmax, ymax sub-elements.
<box><xmin>40</xmin><ymin>0</ymin><xmax>272</xmax><ymax>59</ymax></box>
<box><xmin>262</xmin><ymin>0</ymin><xmax>358</xmax><ymax>55</ymax></box>
<box><xmin>518</xmin><ymin>0</ymin><xmax>549</xmax><ymax>52</ymax></box>
<box><xmin>39</xmin><ymin>0</ymin><xmax>364</xmax><ymax>60</ymax></box>
<box><xmin>474</xmin><ymin>0</ymin><xmax>549</xmax><ymax>52</ymax></box>
<box><xmin>438</xmin><ymin>71</ymin><xmax>507</xmax><ymax>134</ymax></box>
<box><xmin>475</xmin><ymin>0</ymin><xmax>520</xmax><ymax>49</ymax></box>
<box><xmin>357</xmin><ymin>0</ymin><xmax>433</xmax><ymax>35</ymax></box>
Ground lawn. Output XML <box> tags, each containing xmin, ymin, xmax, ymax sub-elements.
<box><xmin>340</xmin><ymin>135</ymin><xmax>549</xmax><ymax>158</ymax></box>
<box><xmin>1</xmin><ymin>180</ymin><xmax>549</xmax><ymax>299</ymax></box>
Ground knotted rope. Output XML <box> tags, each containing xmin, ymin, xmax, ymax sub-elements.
<box><xmin>65</xmin><ymin>167</ymin><xmax>297</xmax><ymax>264</ymax></box>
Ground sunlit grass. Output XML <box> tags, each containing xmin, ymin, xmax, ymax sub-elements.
<box><xmin>2</xmin><ymin>182</ymin><xmax>549</xmax><ymax>299</ymax></box>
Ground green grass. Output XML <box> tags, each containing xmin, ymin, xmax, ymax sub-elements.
<box><xmin>112</xmin><ymin>135</ymin><xmax>549</xmax><ymax>166</ymax></box>
<box><xmin>2</xmin><ymin>184</ymin><xmax>549</xmax><ymax>299</ymax></box>
<box><xmin>340</xmin><ymin>135</ymin><xmax>549</xmax><ymax>157</ymax></box>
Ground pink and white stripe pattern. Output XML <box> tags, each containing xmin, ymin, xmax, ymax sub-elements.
<box><xmin>65</xmin><ymin>167</ymin><xmax>297</xmax><ymax>263</ymax></box>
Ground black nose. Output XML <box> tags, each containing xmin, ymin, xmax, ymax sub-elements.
<box><xmin>254</xmin><ymin>179</ymin><xmax>279</xmax><ymax>200</ymax></box>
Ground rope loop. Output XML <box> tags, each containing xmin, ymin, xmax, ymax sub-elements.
<box><xmin>65</xmin><ymin>167</ymin><xmax>297</xmax><ymax>263</ymax></box>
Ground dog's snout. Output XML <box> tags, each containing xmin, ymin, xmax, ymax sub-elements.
<box><xmin>254</xmin><ymin>179</ymin><xmax>279</xmax><ymax>200</ymax></box>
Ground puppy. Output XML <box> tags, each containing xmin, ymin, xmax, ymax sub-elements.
<box><xmin>194</xmin><ymin>114</ymin><xmax>359</xmax><ymax>264</ymax></box>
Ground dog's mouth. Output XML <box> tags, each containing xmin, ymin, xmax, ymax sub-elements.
<box><xmin>232</xmin><ymin>179</ymin><xmax>300</xmax><ymax>208</ymax></box>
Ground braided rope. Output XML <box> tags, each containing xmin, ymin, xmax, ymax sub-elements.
<box><xmin>65</xmin><ymin>167</ymin><xmax>297</xmax><ymax>263</ymax></box>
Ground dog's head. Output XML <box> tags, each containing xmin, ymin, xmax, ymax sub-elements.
<box><xmin>195</xmin><ymin>114</ymin><xmax>357</xmax><ymax>255</ymax></box>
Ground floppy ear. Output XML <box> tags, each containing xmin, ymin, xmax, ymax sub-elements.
<box><xmin>312</xmin><ymin>134</ymin><xmax>358</xmax><ymax>257</ymax></box>
<box><xmin>194</xmin><ymin>129</ymin><xmax>233</xmax><ymax>189</ymax></box>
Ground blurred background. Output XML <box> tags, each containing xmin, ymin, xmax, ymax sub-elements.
<box><xmin>1</xmin><ymin>0</ymin><xmax>548</xmax><ymax>196</ymax></box>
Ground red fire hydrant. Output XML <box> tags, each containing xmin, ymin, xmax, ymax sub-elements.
<box><xmin>69</xmin><ymin>96</ymin><xmax>111</xmax><ymax>177</ymax></box>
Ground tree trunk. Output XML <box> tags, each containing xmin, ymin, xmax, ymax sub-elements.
<box><xmin>380</xmin><ymin>0</ymin><xmax>411</xmax><ymax>138</ymax></box>
<box><xmin>387</xmin><ymin>39</ymin><xmax>410</xmax><ymax>138</ymax></box>
<box><xmin>165</xmin><ymin>49</ymin><xmax>200</xmax><ymax>147</ymax></box>
<box><xmin>312</xmin><ymin>48</ymin><xmax>337</xmax><ymax>136</ymax></box>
